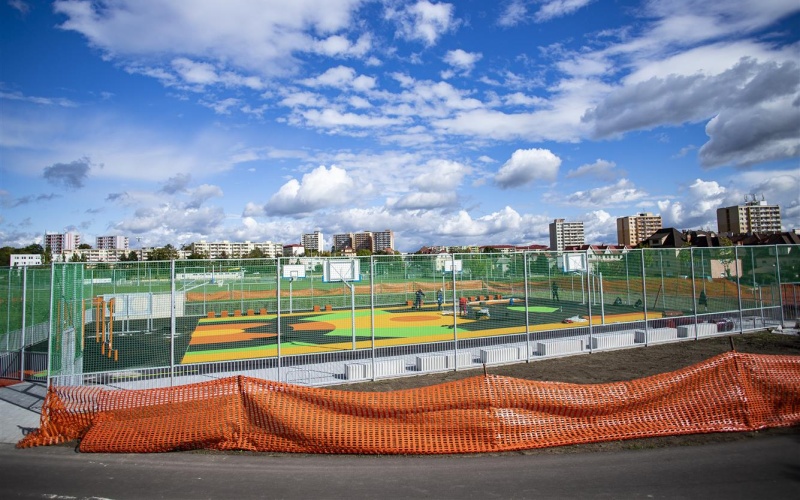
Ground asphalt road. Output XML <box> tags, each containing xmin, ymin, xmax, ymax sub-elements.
<box><xmin>1</xmin><ymin>434</ymin><xmax>798</xmax><ymax>499</ymax></box>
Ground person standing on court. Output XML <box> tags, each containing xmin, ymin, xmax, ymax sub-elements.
<box><xmin>459</xmin><ymin>296</ymin><xmax>468</xmax><ymax>316</ymax></box>
<box><xmin>551</xmin><ymin>282</ymin><xmax>559</xmax><ymax>302</ymax></box>
<box><xmin>437</xmin><ymin>289</ymin><xmax>444</xmax><ymax>311</ymax></box>
<box><xmin>415</xmin><ymin>288</ymin><xmax>426</xmax><ymax>310</ymax></box>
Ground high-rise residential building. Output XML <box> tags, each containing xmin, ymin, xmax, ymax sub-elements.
<box><xmin>302</xmin><ymin>231</ymin><xmax>324</xmax><ymax>254</ymax></box>
<box><xmin>372</xmin><ymin>229</ymin><xmax>395</xmax><ymax>253</ymax></box>
<box><xmin>353</xmin><ymin>231</ymin><xmax>373</xmax><ymax>251</ymax></box>
<box><xmin>717</xmin><ymin>197</ymin><xmax>782</xmax><ymax>234</ymax></box>
<box><xmin>96</xmin><ymin>235</ymin><xmax>129</xmax><ymax>250</ymax></box>
<box><xmin>549</xmin><ymin>219</ymin><xmax>584</xmax><ymax>251</ymax></box>
<box><xmin>616</xmin><ymin>213</ymin><xmax>663</xmax><ymax>247</ymax></box>
<box><xmin>332</xmin><ymin>233</ymin><xmax>353</xmax><ymax>252</ymax></box>
<box><xmin>44</xmin><ymin>231</ymin><xmax>80</xmax><ymax>256</ymax></box>
<box><xmin>332</xmin><ymin>229</ymin><xmax>395</xmax><ymax>253</ymax></box>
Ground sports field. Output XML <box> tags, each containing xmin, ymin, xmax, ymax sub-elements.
<box><xmin>179</xmin><ymin>298</ymin><xmax>656</xmax><ymax>364</ymax></box>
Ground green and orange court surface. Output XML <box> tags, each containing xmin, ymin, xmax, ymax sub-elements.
<box><xmin>181</xmin><ymin>302</ymin><xmax>660</xmax><ymax>364</ymax></box>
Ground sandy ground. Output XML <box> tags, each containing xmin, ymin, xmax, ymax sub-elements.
<box><xmin>336</xmin><ymin>331</ymin><xmax>800</xmax><ymax>454</ymax></box>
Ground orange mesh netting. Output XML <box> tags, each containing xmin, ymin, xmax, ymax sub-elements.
<box><xmin>17</xmin><ymin>352</ymin><xmax>800</xmax><ymax>454</ymax></box>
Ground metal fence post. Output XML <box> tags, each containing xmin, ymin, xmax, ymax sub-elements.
<box><xmin>20</xmin><ymin>266</ymin><xmax>27</xmax><ymax>381</ymax></box>
<box><xmin>586</xmin><ymin>250</ymin><xmax>593</xmax><ymax>352</ymax></box>
<box><xmin>641</xmin><ymin>249</ymin><xmax>649</xmax><ymax>345</ymax></box>
<box><xmin>276</xmin><ymin>258</ymin><xmax>281</xmax><ymax>383</ymax></box>
<box><xmin>735</xmin><ymin>247</ymin><xmax>744</xmax><ymax>333</ymax></box>
<box><xmin>775</xmin><ymin>245</ymin><xmax>784</xmax><ymax>328</ymax></box>
<box><xmin>451</xmin><ymin>253</ymin><xmax>459</xmax><ymax>370</ymax></box>
<box><xmin>523</xmin><ymin>252</ymin><xmax>530</xmax><ymax>360</ymax></box>
<box><xmin>170</xmin><ymin>260</ymin><xmax>175</xmax><ymax>387</ymax></box>
<box><xmin>370</xmin><ymin>256</ymin><xmax>376</xmax><ymax>380</ymax></box>
<box><xmin>690</xmin><ymin>247</ymin><xmax>698</xmax><ymax>340</ymax></box>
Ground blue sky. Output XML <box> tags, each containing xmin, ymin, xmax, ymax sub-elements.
<box><xmin>1</xmin><ymin>0</ymin><xmax>798</xmax><ymax>253</ymax></box>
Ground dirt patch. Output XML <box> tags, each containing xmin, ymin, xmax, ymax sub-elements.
<box><xmin>335</xmin><ymin>331</ymin><xmax>800</xmax><ymax>454</ymax></box>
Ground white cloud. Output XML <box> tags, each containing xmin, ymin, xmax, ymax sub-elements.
<box><xmin>443</xmin><ymin>49</ymin><xmax>482</xmax><ymax>75</ymax></box>
<box><xmin>313</xmin><ymin>33</ymin><xmax>372</xmax><ymax>57</ymax></box>
<box><xmin>535</xmin><ymin>0</ymin><xmax>594</xmax><ymax>23</ymax></box>
<box><xmin>296</xmin><ymin>108</ymin><xmax>404</xmax><ymax>130</ymax></box>
<box><xmin>410</xmin><ymin>159</ymin><xmax>469</xmax><ymax>191</ymax></box>
<box><xmin>0</xmin><ymin>90</ymin><xmax>78</xmax><ymax>107</ymax></box>
<box><xmin>560</xmin><ymin>179</ymin><xmax>649</xmax><ymax>207</ymax></box>
<box><xmin>565</xmin><ymin>159</ymin><xmax>622</xmax><ymax>181</ymax></box>
<box><xmin>53</xmin><ymin>0</ymin><xmax>365</xmax><ymax>78</ymax></box>
<box><xmin>301</xmin><ymin>65</ymin><xmax>376</xmax><ymax>91</ymax></box>
<box><xmin>392</xmin><ymin>191</ymin><xmax>458</xmax><ymax>209</ymax></box>
<box><xmin>497</xmin><ymin>1</ymin><xmax>527</xmax><ymax>27</ymax></box>
<box><xmin>264</xmin><ymin>165</ymin><xmax>356</xmax><ymax>215</ymax></box>
<box><xmin>495</xmin><ymin>148</ymin><xmax>561</xmax><ymax>189</ymax></box>
<box><xmin>386</xmin><ymin>0</ymin><xmax>456</xmax><ymax>46</ymax></box>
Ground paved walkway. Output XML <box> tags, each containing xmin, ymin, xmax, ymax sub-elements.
<box><xmin>0</xmin><ymin>381</ymin><xmax>45</xmax><ymax>445</ymax></box>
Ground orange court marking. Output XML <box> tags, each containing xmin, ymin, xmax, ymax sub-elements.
<box><xmin>290</xmin><ymin>321</ymin><xmax>337</xmax><ymax>332</ymax></box>
<box><xmin>190</xmin><ymin>333</ymin><xmax>277</xmax><ymax>345</ymax></box>
<box><xmin>391</xmin><ymin>315</ymin><xmax>440</xmax><ymax>322</ymax></box>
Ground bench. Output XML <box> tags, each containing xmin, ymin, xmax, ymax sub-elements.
<box><xmin>537</xmin><ymin>338</ymin><xmax>584</xmax><ymax>356</ymax></box>
<box><xmin>677</xmin><ymin>323</ymin><xmax>718</xmax><ymax>338</ymax></box>
<box><xmin>480</xmin><ymin>346</ymin><xmax>520</xmax><ymax>364</ymax></box>
<box><xmin>447</xmin><ymin>351</ymin><xmax>473</xmax><ymax>368</ymax></box>
<box><xmin>590</xmin><ymin>332</ymin><xmax>636</xmax><ymax>350</ymax></box>
<box><xmin>416</xmin><ymin>354</ymin><xmax>447</xmax><ymax>371</ymax></box>
<box><xmin>345</xmin><ymin>358</ymin><xmax>406</xmax><ymax>380</ymax></box>
<box><xmin>634</xmin><ymin>327</ymin><xmax>680</xmax><ymax>344</ymax></box>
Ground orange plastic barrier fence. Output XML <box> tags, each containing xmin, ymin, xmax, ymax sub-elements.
<box><xmin>18</xmin><ymin>352</ymin><xmax>800</xmax><ymax>454</ymax></box>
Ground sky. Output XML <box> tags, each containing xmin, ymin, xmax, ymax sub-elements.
<box><xmin>1</xmin><ymin>0</ymin><xmax>799</xmax><ymax>253</ymax></box>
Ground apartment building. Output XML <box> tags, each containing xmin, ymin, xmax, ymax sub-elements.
<box><xmin>549</xmin><ymin>219</ymin><xmax>585</xmax><ymax>251</ymax></box>
<box><xmin>96</xmin><ymin>235</ymin><xmax>129</xmax><ymax>250</ymax></box>
<box><xmin>372</xmin><ymin>229</ymin><xmax>395</xmax><ymax>253</ymax></box>
<box><xmin>332</xmin><ymin>233</ymin><xmax>354</xmax><ymax>252</ymax></box>
<box><xmin>44</xmin><ymin>231</ymin><xmax>80</xmax><ymax>259</ymax></box>
<box><xmin>301</xmin><ymin>231</ymin><xmax>324</xmax><ymax>254</ymax></box>
<box><xmin>191</xmin><ymin>240</ymin><xmax>282</xmax><ymax>259</ymax></box>
<box><xmin>332</xmin><ymin>229</ymin><xmax>395</xmax><ymax>253</ymax></box>
<box><xmin>717</xmin><ymin>197</ymin><xmax>782</xmax><ymax>234</ymax></box>
<box><xmin>616</xmin><ymin>213</ymin><xmax>663</xmax><ymax>247</ymax></box>
<box><xmin>10</xmin><ymin>254</ymin><xmax>42</xmax><ymax>267</ymax></box>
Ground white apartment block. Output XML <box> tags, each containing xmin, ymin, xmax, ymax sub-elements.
<box><xmin>44</xmin><ymin>231</ymin><xmax>80</xmax><ymax>256</ymax></box>
<box><xmin>617</xmin><ymin>213</ymin><xmax>663</xmax><ymax>247</ymax></box>
<box><xmin>302</xmin><ymin>231</ymin><xmax>324</xmax><ymax>254</ymax></box>
<box><xmin>96</xmin><ymin>235</ymin><xmax>129</xmax><ymax>250</ymax></box>
<box><xmin>717</xmin><ymin>198</ymin><xmax>782</xmax><ymax>234</ymax></box>
<box><xmin>10</xmin><ymin>254</ymin><xmax>42</xmax><ymax>267</ymax></box>
<box><xmin>283</xmin><ymin>244</ymin><xmax>305</xmax><ymax>257</ymax></box>
<box><xmin>73</xmin><ymin>248</ymin><xmax>136</xmax><ymax>263</ymax></box>
<box><xmin>549</xmin><ymin>219</ymin><xmax>585</xmax><ymax>252</ymax></box>
<box><xmin>191</xmin><ymin>240</ymin><xmax>282</xmax><ymax>259</ymax></box>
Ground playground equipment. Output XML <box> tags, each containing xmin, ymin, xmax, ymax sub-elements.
<box><xmin>92</xmin><ymin>297</ymin><xmax>118</xmax><ymax>362</ymax></box>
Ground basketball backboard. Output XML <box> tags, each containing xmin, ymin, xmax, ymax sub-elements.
<box><xmin>323</xmin><ymin>259</ymin><xmax>361</xmax><ymax>282</ymax></box>
<box><xmin>282</xmin><ymin>264</ymin><xmax>306</xmax><ymax>280</ymax></box>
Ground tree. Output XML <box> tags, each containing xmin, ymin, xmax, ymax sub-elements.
<box><xmin>147</xmin><ymin>244</ymin><xmax>179</xmax><ymax>261</ymax></box>
<box><xmin>246</xmin><ymin>247</ymin><xmax>266</xmax><ymax>259</ymax></box>
<box><xmin>717</xmin><ymin>236</ymin><xmax>734</xmax><ymax>278</ymax></box>
<box><xmin>78</xmin><ymin>243</ymin><xmax>92</xmax><ymax>249</ymax></box>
